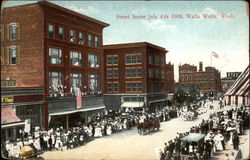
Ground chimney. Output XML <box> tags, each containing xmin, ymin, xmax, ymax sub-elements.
<box><xmin>199</xmin><ymin>62</ymin><xmax>203</xmax><ymax>72</ymax></box>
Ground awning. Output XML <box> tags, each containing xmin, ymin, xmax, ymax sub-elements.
<box><xmin>181</xmin><ymin>133</ymin><xmax>206</xmax><ymax>142</ymax></box>
<box><xmin>149</xmin><ymin>99</ymin><xmax>167</xmax><ymax>103</ymax></box>
<box><xmin>49</xmin><ymin>105</ymin><xmax>105</xmax><ymax>116</ymax></box>
<box><xmin>226</xmin><ymin>66</ymin><xmax>249</xmax><ymax>96</ymax></box>
<box><xmin>2</xmin><ymin>121</ymin><xmax>25</xmax><ymax>128</ymax></box>
<box><xmin>1</xmin><ymin>106</ymin><xmax>21</xmax><ymax>124</ymax></box>
<box><xmin>121</xmin><ymin>102</ymin><xmax>144</xmax><ymax>108</ymax></box>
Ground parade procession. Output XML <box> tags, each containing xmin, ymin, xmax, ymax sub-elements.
<box><xmin>1</xmin><ymin>1</ymin><xmax>249</xmax><ymax>160</ymax></box>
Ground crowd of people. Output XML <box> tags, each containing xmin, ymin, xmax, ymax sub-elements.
<box><xmin>159</xmin><ymin>101</ymin><xmax>250</xmax><ymax>160</ymax></box>
<box><xmin>1</xmin><ymin>106</ymin><xmax>178</xmax><ymax>159</ymax></box>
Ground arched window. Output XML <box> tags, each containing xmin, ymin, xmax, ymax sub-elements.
<box><xmin>9</xmin><ymin>23</ymin><xmax>17</xmax><ymax>40</ymax></box>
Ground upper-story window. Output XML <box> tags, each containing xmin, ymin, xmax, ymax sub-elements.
<box><xmin>88</xmin><ymin>54</ymin><xmax>99</xmax><ymax>68</ymax></box>
<box><xmin>148</xmin><ymin>68</ymin><xmax>154</xmax><ymax>78</ymax></box>
<box><xmin>69</xmin><ymin>29</ymin><xmax>76</xmax><ymax>42</ymax></box>
<box><xmin>126</xmin><ymin>68</ymin><xmax>141</xmax><ymax>78</ymax></box>
<box><xmin>70</xmin><ymin>51</ymin><xmax>82</xmax><ymax>67</ymax></box>
<box><xmin>70</xmin><ymin>73</ymin><xmax>83</xmax><ymax>91</ymax></box>
<box><xmin>49</xmin><ymin>47</ymin><xmax>62</xmax><ymax>64</ymax></box>
<box><xmin>49</xmin><ymin>72</ymin><xmax>64</xmax><ymax>94</ymax></box>
<box><xmin>161</xmin><ymin>70</ymin><xmax>165</xmax><ymax>79</ymax></box>
<box><xmin>154</xmin><ymin>56</ymin><xmax>160</xmax><ymax>65</ymax></box>
<box><xmin>161</xmin><ymin>58</ymin><xmax>165</xmax><ymax>65</ymax></box>
<box><xmin>78</xmin><ymin>32</ymin><xmax>84</xmax><ymax>44</ymax></box>
<box><xmin>94</xmin><ymin>36</ymin><xmax>99</xmax><ymax>48</ymax></box>
<box><xmin>9</xmin><ymin>24</ymin><xmax>17</xmax><ymax>40</ymax></box>
<box><xmin>106</xmin><ymin>55</ymin><xmax>118</xmax><ymax>65</ymax></box>
<box><xmin>88</xmin><ymin>34</ymin><xmax>92</xmax><ymax>46</ymax></box>
<box><xmin>89</xmin><ymin>74</ymin><xmax>99</xmax><ymax>92</ymax></box>
<box><xmin>9</xmin><ymin>47</ymin><xmax>16</xmax><ymax>65</ymax></box>
<box><xmin>125</xmin><ymin>54</ymin><xmax>142</xmax><ymax>64</ymax></box>
<box><xmin>48</xmin><ymin>24</ymin><xmax>54</xmax><ymax>38</ymax></box>
<box><xmin>58</xmin><ymin>26</ymin><xmax>64</xmax><ymax>40</ymax></box>
<box><xmin>149</xmin><ymin>55</ymin><xmax>153</xmax><ymax>65</ymax></box>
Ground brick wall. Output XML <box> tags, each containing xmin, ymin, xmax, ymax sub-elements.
<box><xmin>1</xmin><ymin>4</ymin><xmax>44</xmax><ymax>87</ymax></box>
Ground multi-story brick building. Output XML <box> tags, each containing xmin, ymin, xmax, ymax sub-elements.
<box><xmin>103</xmin><ymin>42</ymin><xmax>174</xmax><ymax>111</ymax></box>
<box><xmin>221</xmin><ymin>72</ymin><xmax>241</xmax><ymax>93</ymax></box>
<box><xmin>178</xmin><ymin>62</ymin><xmax>221</xmax><ymax>97</ymax></box>
<box><xmin>1</xmin><ymin>1</ymin><xmax>109</xmax><ymax>139</ymax></box>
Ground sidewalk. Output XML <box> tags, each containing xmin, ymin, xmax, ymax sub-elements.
<box><xmin>211</xmin><ymin>129</ymin><xmax>250</xmax><ymax>160</ymax></box>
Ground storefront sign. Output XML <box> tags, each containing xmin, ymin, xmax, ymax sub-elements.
<box><xmin>1</xmin><ymin>80</ymin><xmax>16</xmax><ymax>87</ymax></box>
<box><xmin>1</xmin><ymin>96</ymin><xmax>14</xmax><ymax>103</ymax></box>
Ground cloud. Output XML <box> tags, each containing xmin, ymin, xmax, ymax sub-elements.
<box><xmin>141</xmin><ymin>19</ymin><xmax>177</xmax><ymax>31</ymax></box>
<box><xmin>202</xmin><ymin>7</ymin><xmax>217</xmax><ymax>14</ymax></box>
<box><xmin>64</xmin><ymin>4</ymin><xmax>99</xmax><ymax>15</ymax></box>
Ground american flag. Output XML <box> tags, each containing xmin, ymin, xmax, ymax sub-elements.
<box><xmin>212</xmin><ymin>51</ymin><xmax>219</xmax><ymax>58</ymax></box>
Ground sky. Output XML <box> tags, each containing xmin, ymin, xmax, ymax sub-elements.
<box><xmin>3</xmin><ymin>0</ymin><xmax>249</xmax><ymax>81</ymax></box>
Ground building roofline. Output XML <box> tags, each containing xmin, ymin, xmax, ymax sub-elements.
<box><xmin>103</xmin><ymin>42</ymin><xmax>168</xmax><ymax>52</ymax></box>
<box><xmin>38</xmin><ymin>1</ymin><xmax>109</xmax><ymax>27</ymax></box>
<box><xmin>3</xmin><ymin>1</ymin><xmax>109</xmax><ymax>27</ymax></box>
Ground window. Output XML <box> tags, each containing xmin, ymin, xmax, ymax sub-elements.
<box><xmin>48</xmin><ymin>24</ymin><xmax>54</xmax><ymax>38</ymax></box>
<box><xmin>49</xmin><ymin>48</ymin><xmax>62</xmax><ymax>64</ymax></box>
<box><xmin>107</xmin><ymin>82</ymin><xmax>119</xmax><ymax>92</ymax></box>
<box><xmin>148</xmin><ymin>69</ymin><xmax>154</xmax><ymax>78</ymax></box>
<box><xmin>88</xmin><ymin>74</ymin><xmax>99</xmax><ymax>92</ymax></box>
<box><xmin>107</xmin><ymin>69</ymin><xmax>113</xmax><ymax>79</ymax></box>
<box><xmin>149</xmin><ymin>55</ymin><xmax>153</xmax><ymax>65</ymax></box>
<box><xmin>49</xmin><ymin>72</ymin><xmax>64</xmax><ymax>94</ymax></box>
<box><xmin>9</xmin><ymin>24</ymin><xmax>17</xmax><ymax>40</ymax></box>
<box><xmin>113</xmin><ymin>68</ymin><xmax>119</xmax><ymax>78</ymax></box>
<box><xmin>107</xmin><ymin>83</ymin><xmax>113</xmax><ymax>92</ymax></box>
<box><xmin>58</xmin><ymin>26</ymin><xmax>64</xmax><ymax>40</ymax></box>
<box><xmin>107</xmin><ymin>55</ymin><xmax>118</xmax><ymax>65</ymax></box>
<box><xmin>126</xmin><ymin>81</ymin><xmax>142</xmax><ymax>92</ymax></box>
<box><xmin>79</xmin><ymin>32</ymin><xmax>84</xmax><ymax>44</ymax></box>
<box><xmin>70</xmin><ymin>73</ymin><xmax>82</xmax><ymax>90</ymax></box>
<box><xmin>154</xmin><ymin>56</ymin><xmax>160</xmax><ymax>65</ymax></box>
<box><xmin>126</xmin><ymin>68</ymin><xmax>141</xmax><ymax>78</ymax></box>
<box><xmin>88</xmin><ymin>54</ymin><xmax>99</xmax><ymax>67</ymax></box>
<box><xmin>113</xmin><ymin>83</ymin><xmax>119</xmax><ymax>92</ymax></box>
<box><xmin>9</xmin><ymin>47</ymin><xmax>16</xmax><ymax>65</ymax></box>
<box><xmin>88</xmin><ymin>34</ymin><xmax>92</xmax><ymax>46</ymax></box>
<box><xmin>69</xmin><ymin>29</ymin><xmax>75</xmax><ymax>42</ymax></box>
<box><xmin>161</xmin><ymin>71</ymin><xmax>165</xmax><ymax>79</ymax></box>
<box><xmin>70</xmin><ymin>51</ymin><xmax>82</xmax><ymax>66</ymax></box>
<box><xmin>161</xmin><ymin>58</ymin><xmax>165</xmax><ymax>65</ymax></box>
<box><xmin>125</xmin><ymin>54</ymin><xmax>142</xmax><ymax>64</ymax></box>
<box><xmin>113</xmin><ymin>55</ymin><xmax>118</xmax><ymax>64</ymax></box>
<box><xmin>94</xmin><ymin>36</ymin><xmax>99</xmax><ymax>48</ymax></box>
<box><xmin>107</xmin><ymin>56</ymin><xmax>113</xmax><ymax>65</ymax></box>
<box><xmin>154</xmin><ymin>69</ymin><xmax>160</xmax><ymax>78</ymax></box>
<box><xmin>107</xmin><ymin>68</ymin><xmax>118</xmax><ymax>79</ymax></box>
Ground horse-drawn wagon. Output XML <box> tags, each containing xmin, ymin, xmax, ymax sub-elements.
<box><xmin>137</xmin><ymin>118</ymin><xmax>160</xmax><ymax>135</ymax></box>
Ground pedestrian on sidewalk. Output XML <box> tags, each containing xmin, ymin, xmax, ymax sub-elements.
<box><xmin>232</xmin><ymin>133</ymin><xmax>239</xmax><ymax>150</ymax></box>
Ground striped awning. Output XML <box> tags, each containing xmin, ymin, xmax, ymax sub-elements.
<box><xmin>226</xmin><ymin>66</ymin><xmax>249</xmax><ymax>96</ymax></box>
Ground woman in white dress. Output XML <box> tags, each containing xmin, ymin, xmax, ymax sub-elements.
<box><xmin>228</xmin><ymin>131</ymin><xmax>234</xmax><ymax>145</ymax></box>
<box><xmin>106</xmin><ymin>124</ymin><xmax>112</xmax><ymax>135</ymax></box>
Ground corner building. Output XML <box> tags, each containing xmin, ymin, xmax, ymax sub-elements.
<box><xmin>1</xmin><ymin>1</ymin><xmax>109</xmax><ymax>136</ymax></box>
<box><xmin>178</xmin><ymin>62</ymin><xmax>221</xmax><ymax>97</ymax></box>
<box><xmin>103</xmin><ymin>42</ymin><xmax>174</xmax><ymax>111</ymax></box>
